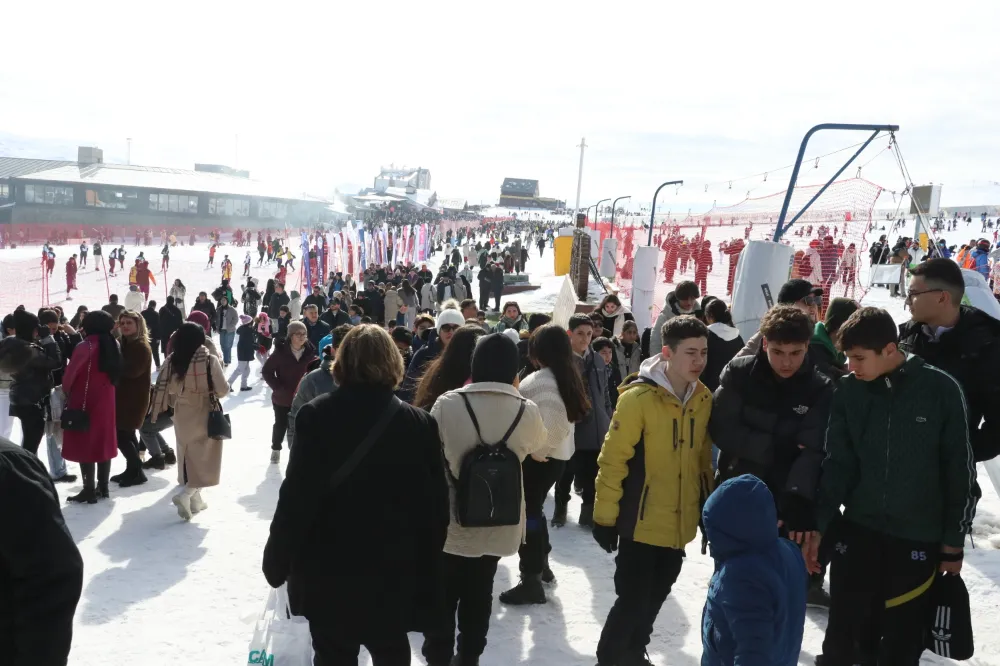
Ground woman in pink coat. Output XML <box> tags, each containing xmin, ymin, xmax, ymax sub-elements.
<box><xmin>62</xmin><ymin>310</ymin><xmax>122</xmax><ymax>504</ymax></box>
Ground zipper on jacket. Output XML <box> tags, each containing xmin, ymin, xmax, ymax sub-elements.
<box><xmin>690</xmin><ymin>416</ymin><xmax>695</xmax><ymax>449</ymax></box>
<box><xmin>882</xmin><ymin>376</ymin><xmax>892</xmax><ymax>527</ymax></box>
<box><xmin>673</xmin><ymin>419</ymin><xmax>679</xmax><ymax>450</ymax></box>
<box><xmin>639</xmin><ymin>486</ymin><xmax>650</xmax><ymax>520</ymax></box>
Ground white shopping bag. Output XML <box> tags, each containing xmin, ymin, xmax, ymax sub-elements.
<box><xmin>247</xmin><ymin>585</ymin><xmax>313</xmax><ymax>666</ymax></box>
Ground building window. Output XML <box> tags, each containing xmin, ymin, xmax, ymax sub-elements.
<box><xmin>24</xmin><ymin>184</ymin><xmax>73</xmax><ymax>205</ymax></box>
<box><xmin>86</xmin><ymin>188</ymin><xmax>140</xmax><ymax>210</ymax></box>
<box><xmin>0</xmin><ymin>184</ymin><xmax>8</xmax><ymax>199</ymax></box>
<box><xmin>258</xmin><ymin>200</ymin><xmax>288</xmax><ymax>219</ymax></box>
<box><xmin>148</xmin><ymin>193</ymin><xmax>198</xmax><ymax>214</ymax></box>
<box><xmin>209</xmin><ymin>197</ymin><xmax>250</xmax><ymax>217</ymax></box>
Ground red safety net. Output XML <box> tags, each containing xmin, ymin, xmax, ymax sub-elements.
<box><xmin>590</xmin><ymin>178</ymin><xmax>885</xmax><ymax>321</ymax></box>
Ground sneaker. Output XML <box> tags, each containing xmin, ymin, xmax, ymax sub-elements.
<box><xmin>541</xmin><ymin>566</ymin><xmax>556</xmax><ymax>585</ymax></box>
<box><xmin>229</xmin><ymin>385</ymin><xmax>235</xmax><ymax>392</ymax></box>
<box><xmin>52</xmin><ymin>473</ymin><xmax>78</xmax><ymax>483</ymax></box>
<box><xmin>190</xmin><ymin>491</ymin><xmax>208</xmax><ymax>514</ymax></box>
<box><xmin>172</xmin><ymin>492</ymin><xmax>193</xmax><ymax>521</ymax></box>
<box><xmin>163</xmin><ymin>448</ymin><xmax>177</xmax><ymax>465</ymax></box>
<box><xmin>806</xmin><ymin>584</ymin><xmax>832</xmax><ymax>610</ymax></box>
<box><xmin>142</xmin><ymin>455</ymin><xmax>166</xmax><ymax>470</ymax></box>
<box><xmin>579</xmin><ymin>503</ymin><xmax>594</xmax><ymax>527</ymax></box>
<box><xmin>241</xmin><ymin>386</ymin><xmax>252</xmax><ymax>391</ymax></box>
<box><xmin>551</xmin><ymin>499</ymin><xmax>568</xmax><ymax>527</ymax></box>
<box><xmin>270</xmin><ymin>450</ymin><xmax>281</xmax><ymax>464</ymax></box>
<box><xmin>499</xmin><ymin>575</ymin><xmax>546</xmax><ymax>605</ymax></box>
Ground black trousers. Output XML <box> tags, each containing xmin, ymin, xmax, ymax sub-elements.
<box><xmin>822</xmin><ymin>520</ymin><xmax>938</xmax><ymax>666</ymax></box>
<box><xmin>151</xmin><ymin>343</ymin><xmax>161</xmax><ymax>369</ymax></box>
<box><xmin>555</xmin><ymin>449</ymin><xmax>599</xmax><ymax>506</ymax></box>
<box><xmin>596</xmin><ymin>539</ymin><xmax>684</xmax><ymax>665</ymax></box>
<box><xmin>492</xmin><ymin>289</ymin><xmax>502</xmax><ymax>312</ymax></box>
<box><xmin>116</xmin><ymin>428</ymin><xmax>142</xmax><ymax>473</ymax></box>
<box><xmin>309</xmin><ymin>617</ymin><xmax>410</xmax><ymax>666</ymax></box>
<box><xmin>422</xmin><ymin>553</ymin><xmax>500</xmax><ymax>664</ymax></box>
<box><xmin>519</xmin><ymin>457</ymin><xmax>565</xmax><ymax>575</ymax></box>
<box><xmin>13</xmin><ymin>404</ymin><xmax>45</xmax><ymax>456</ymax></box>
<box><xmin>272</xmin><ymin>405</ymin><xmax>290</xmax><ymax>451</ymax></box>
<box><xmin>478</xmin><ymin>288</ymin><xmax>489</xmax><ymax>311</ymax></box>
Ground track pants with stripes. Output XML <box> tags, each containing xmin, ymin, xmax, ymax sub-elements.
<box><xmin>822</xmin><ymin>520</ymin><xmax>938</xmax><ymax>666</ymax></box>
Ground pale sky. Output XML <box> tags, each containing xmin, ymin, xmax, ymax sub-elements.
<box><xmin>2</xmin><ymin>0</ymin><xmax>998</xmax><ymax>211</ymax></box>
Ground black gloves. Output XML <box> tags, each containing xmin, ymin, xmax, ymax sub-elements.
<box><xmin>592</xmin><ymin>524</ymin><xmax>619</xmax><ymax>553</ymax></box>
<box><xmin>780</xmin><ymin>493</ymin><xmax>816</xmax><ymax>534</ymax></box>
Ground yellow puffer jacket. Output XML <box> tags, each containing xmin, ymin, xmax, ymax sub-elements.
<box><xmin>594</xmin><ymin>371</ymin><xmax>714</xmax><ymax>549</ymax></box>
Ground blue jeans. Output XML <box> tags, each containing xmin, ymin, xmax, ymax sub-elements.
<box><xmin>219</xmin><ymin>330</ymin><xmax>235</xmax><ymax>364</ymax></box>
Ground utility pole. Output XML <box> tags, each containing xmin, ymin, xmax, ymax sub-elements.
<box><xmin>574</xmin><ymin>137</ymin><xmax>587</xmax><ymax>218</ymax></box>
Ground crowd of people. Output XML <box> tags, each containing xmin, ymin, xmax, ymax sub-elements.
<box><xmin>2</xmin><ymin>213</ymin><xmax>997</xmax><ymax>666</ymax></box>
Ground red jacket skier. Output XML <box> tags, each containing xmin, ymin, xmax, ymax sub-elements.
<box><xmin>65</xmin><ymin>255</ymin><xmax>78</xmax><ymax>299</ymax></box>
<box><xmin>724</xmin><ymin>238</ymin><xmax>745</xmax><ymax>295</ymax></box>
<box><xmin>694</xmin><ymin>239</ymin><xmax>713</xmax><ymax>293</ymax></box>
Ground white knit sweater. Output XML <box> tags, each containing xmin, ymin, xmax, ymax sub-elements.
<box><xmin>518</xmin><ymin>368</ymin><xmax>575</xmax><ymax>461</ymax></box>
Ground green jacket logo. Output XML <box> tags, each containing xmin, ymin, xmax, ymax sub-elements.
<box><xmin>248</xmin><ymin>650</ymin><xmax>274</xmax><ymax>666</ymax></box>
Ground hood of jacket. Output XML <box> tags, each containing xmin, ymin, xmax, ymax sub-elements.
<box><xmin>665</xmin><ymin>291</ymin><xmax>701</xmax><ymax>318</ymax></box>
<box><xmin>811</xmin><ymin>321</ymin><xmax>844</xmax><ymax>365</ymax></box>
<box><xmin>636</xmin><ymin>355</ymin><xmax>697</xmax><ymax>404</ymax></box>
<box><xmin>702</xmin><ymin>474</ymin><xmax>777</xmax><ymax>561</ymax></box>
<box><xmin>707</xmin><ymin>322</ymin><xmax>741</xmax><ymax>342</ymax></box>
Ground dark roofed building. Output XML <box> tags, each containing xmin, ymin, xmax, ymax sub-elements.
<box><xmin>0</xmin><ymin>147</ymin><xmax>332</xmax><ymax>241</ymax></box>
<box><xmin>498</xmin><ymin>177</ymin><xmax>563</xmax><ymax>210</ymax></box>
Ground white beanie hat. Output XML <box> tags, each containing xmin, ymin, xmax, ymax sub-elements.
<box><xmin>436</xmin><ymin>308</ymin><xmax>466</xmax><ymax>332</ymax></box>
<box><xmin>502</xmin><ymin>328</ymin><xmax>520</xmax><ymax>344</ymax></box>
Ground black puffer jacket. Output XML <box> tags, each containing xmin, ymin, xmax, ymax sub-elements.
<box><xmin>0</xmin><ymin>337</ymin><xmax>60</xmax><ymax>407</ymax></box>
<box><xmin>0</xmin><ymin>439</ymin><xmax>83</xmax><ymax>665</ymax></box>
<box><xmin>898</xmin><ymin>305</ymin><xmax>1000</xmax><ymax>463</ymax></box>
<box><xmin>708</xmin><ymin>349</ymin><xmax>833</xmax><ymax>505</ymax></box>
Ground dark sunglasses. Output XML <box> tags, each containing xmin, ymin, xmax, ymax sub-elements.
<box><xmin>802</xmin><ymin>294</ymin><xmax>822</xmax><ymax>306</ymax></box>
<box><xmin>439</xmin><ymin>324</ymin><xmax>460</xmax><ymax>333</ymax></box>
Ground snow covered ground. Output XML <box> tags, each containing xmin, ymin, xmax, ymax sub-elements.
<box><xmin>2</xmin><ymin>222</ymin><xmax>1000</xmax><ymax>665</ymax></box>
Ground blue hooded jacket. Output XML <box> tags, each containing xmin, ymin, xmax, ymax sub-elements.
<box><xmin>701</xmin><ymin>475</ymin><xmax>807</xmax><ymax>666</ymax></box>
<box><xmin>970</xmin><ymin>246</ymin><xmax>990</xmax><ymax>278</ymax></box>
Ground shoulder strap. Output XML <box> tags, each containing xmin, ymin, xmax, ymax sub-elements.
<box><xmin>330</xmin><ymin>396</ymin><xmax>402</xmax><ymax>490</ymax></box>
<box><xmin>459</xmin><ymin>392</ymin><xmax>525</xmax><ymax>445</ymax></box>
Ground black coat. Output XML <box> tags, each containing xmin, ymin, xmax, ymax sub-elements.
<box><xmin>303</xmin><ymin>293</ymin><xmax>327</xmax><ymax>311</ymax></box>
<box><xmin>191</xmin><ymin>300</ymin><xmax>217</xmax><ymax>329</ymax></box>
<box><xmin>0</xmin><ymin>439</ymin><xmax>83</xmax><ymax>666</ymax></box>
<box><xmin>320</xmin><ymin>308</ymin><xmax>351</xmax><ymax>329</ymax></box>
<box><xmin>0</xmin><ymin>338</ymin><xmax>59</xmax><ymax>407</ymax></box>
<box><xmin>235</xmin><ymin>323</ymin><xmax>257</xmax><ymax>362</ymax></box>
<box><xmin>703</xmin><ymin>326</ymin><xmax>745</xmax><ymax>393</ymax></box>
<box><xmin>158</xmin><ymin>304</ymin><xmax>183</xmax><ymax>344</ymax></box>
<box><xmin>262</xmin><ymin>386</ymin><xmax>449</xmax><ymax>634</ymax></box>
<box><xmin>268</xmin><ymin>291</ymin><xmax>290</xmax><ymax>319</ymax></box>
<box><xmin>303</xmin><ymin>318</ymin><xmax>332</xmax><ymax>349</ymax></box>
<box><xmin>708</xmin><ymin>350</ymin><xmax>833</xmax><ymax>507</ymax></box>
<box><xmin>242</xmin><ymin>287</ymin><xmax>262</xmax><ymax>317</ymax></box>
<box><xmin>898</xmin><ymin>305</ymin><xmax>1000</xmax><ymax>462</ymax></box>
<box><xmin>141</xmin><ymin>307</ymin><xmax>160</xmax><ymax>341</ymax></box>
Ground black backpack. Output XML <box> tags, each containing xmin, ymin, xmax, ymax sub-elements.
<box><xmin>448</xmin><ymin>393</ymin><xmax>525</xmax><ymax>527</ymax></box>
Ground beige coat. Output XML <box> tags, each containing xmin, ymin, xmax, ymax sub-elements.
<box><xmin>384</xmin><ymin>288</ymin><xmax>403</xmax><ymax>324</ymax></box>
<box><xmin>150</xmin><ymin>346</ymin><xmax>230</xmax><ymax>488</ymax></box>
<box><xmin>431</xmin><ymin>382</ymin><xmax>546</xmax><ymax>558</ymax></box>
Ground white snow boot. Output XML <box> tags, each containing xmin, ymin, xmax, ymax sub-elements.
<box><xmin>190</xmin><ymin>490</ymin><xmax>208</xmax><ymax>514</ymax></box>
<box><xmin>172</xmin><ymin>488</ymin><xmax>196</xmax><ymax>521</ymax></box>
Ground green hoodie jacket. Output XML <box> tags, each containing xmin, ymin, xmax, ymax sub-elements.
<box><xmin>817</xmin><ymin>354</ymin><xmax>976</xmax><ymax>547</ymax></box>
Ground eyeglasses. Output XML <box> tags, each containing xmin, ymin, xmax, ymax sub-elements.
<box><xmin>440</xmin><ymin>325</ymin><xmax>459</xmax><ymax>333</ymax></box>
<box><xmin>802</xmin><ymin>295</ymin><xmax>822</xmax><ymax>306</ymax></box>
<box><xmin>904</xmin><ymin>288</ymin><xmax>942</xmax><ymax>302</ymax></box>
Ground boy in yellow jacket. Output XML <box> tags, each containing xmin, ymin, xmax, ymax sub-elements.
<box><xmin>592</xmin><ymin>315</ymin><xmax>715</xmax><ymax>666</ymax></box>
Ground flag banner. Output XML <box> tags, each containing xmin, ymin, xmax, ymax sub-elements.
<box><xmin>358</xmin><ymin>229</ymin><xmax>367</xmax><ymax>271</ymax></box>
<box><xmin>299</xmin><ymin>232</ymin><xmax>311</xmax><ymax>290</ymax></box>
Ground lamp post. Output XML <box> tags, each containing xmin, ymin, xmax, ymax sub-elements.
<box><xmin>647</xmin><ymin>180</ymin><xmax>684</xmax><ymax>246</ymax></box>
<box><xmin>594</xmin><ymin>198</ymin><xmax>611</xmax><ymax>227</ymax></box>
<box><xmin>610</xmin><ymin>195</ymin><xmax>631</xmax><ymax>237</ymax></box>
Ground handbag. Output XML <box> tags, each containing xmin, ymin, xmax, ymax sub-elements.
<box><xmin>204</xmin><ymin>356</ymin><xmax>232</xmax><ymax>441</ymax></box>
<box><xmin>61</xmin><ymin>341</ymin><xmax>92</xmax><ymax>431</ymax></box>
<box><xmin>246</xmin><ymin>584</ymin><xmax>311</xmax><ymax>666</ymax></box>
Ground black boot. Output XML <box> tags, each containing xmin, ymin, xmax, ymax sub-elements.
<box><xmin>118</xmin><ymin>468</ymin><xmax>148</xmax><ymax>487</ymax></box>
<box><xmin>97</xmin><ymin>460</ymin><xmax>111</xmax><ymax>499</ymax></box>
<box><xmin>163</xmin><ymin>447</ymin><xmax>177</xmax><ymax>465</ymax></box>
<box><xmin>142</xmin><ymin>454</ymin><xmax>166</xmax><ymax>470</ymax></box>
<box><xmin>67</xmin><ymin>464</ymin><xmax>98</xmax><ymax>504</ymax></box>
<box><xmin>450</xmin><ymin>655</ymin><xmax>479</xmax><ymax>666</ymax></box>
<box><xmin>579</xmin><ymin>503</ymin><xmax>594</xmax><ymax>527</ymax></box>
<box><xmin>541</xmin><ymin>565</ymin><xmax>556</xmax><ymax>584</ymax></box>
<box><xmin>551</xmin><ymin>498</ymin><xmax>568</xmax><ymax>527</ymax></box>
<box><xmin>499</xmin><ymin>574</ymin><xmax>546</xmax><ymax>605</ymax></box>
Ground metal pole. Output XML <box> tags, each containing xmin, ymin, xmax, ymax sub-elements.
<box><xmin>648</xmin><ymin>181</ymin><xmax>683</xmax><ymax>246</ymax></box>
<box><xmin>594</xmin><ymin>198</ymin><xmax>611</xmax><ymax>227</ymax></box>
<box><xmin>610</xmin><ymin>195</ymin><xmax>631</xmax><ymax>237</ymax></box>
<box><xmin>574</xmin><ymin>138</ymin><xmax>587</xmax><ymax>218</ymax></box>
<box><xmin>126</xmin><ymin>138</ymin><xmax>132</xmax><ymax>165</ymax></box>
<box><xmin>773</xmin><ymin>123</ymin><xmax>899</xmax><ymax>241</ymax></box>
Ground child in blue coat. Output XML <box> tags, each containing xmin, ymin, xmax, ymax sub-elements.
<box><xmin>701</xmin><ymin>474</ymin><xmax>807</xmax><ymax>666</ymax></box>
